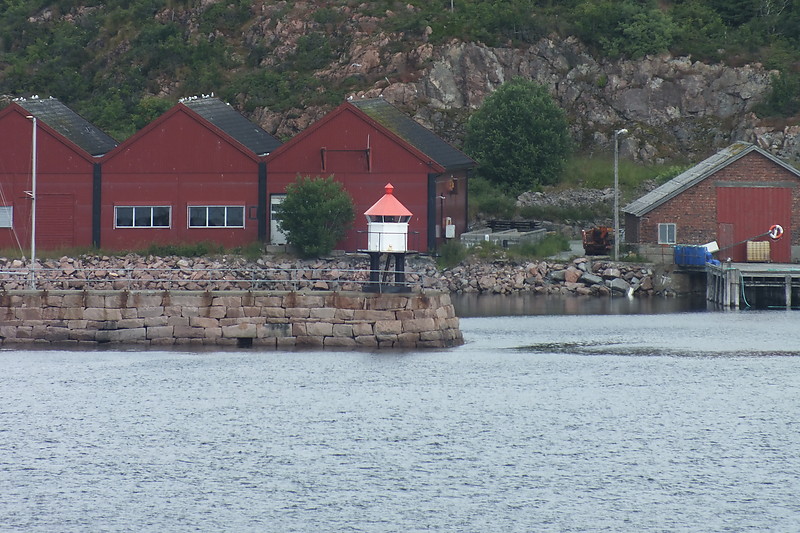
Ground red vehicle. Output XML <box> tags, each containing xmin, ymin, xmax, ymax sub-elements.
<box><xmin>582</xmin><ymin>226</ymin><xmax>614</xmax><ymax>255</ymax></box>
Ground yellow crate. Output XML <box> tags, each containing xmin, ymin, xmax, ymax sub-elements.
<box><xmin>746</xmin><ymin>240</ymin><xmax>770</xmax><ymax>262</ymax></box>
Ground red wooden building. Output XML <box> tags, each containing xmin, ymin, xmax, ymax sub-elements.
<box><xmin>1</xmin><ymin>96</ymin><xmax>471</xmax><ymax>256</ymax></box>
<box><xmin>623</xmin><ymin>142</ymin><xmax>800</xmax><ymax>262</ymax></box>
<box><xmin>100</xmin><ymin>96</ymin><xmax>281</xmax><ymax>251</ymax></box>
<box><xmin>265</xmin><ymin>98</ymin><xmax>474</xmax><ymax>252</ymax></box>
<box><xmin>0</xmin><ymin>97</ymin><xmax>118</xmax><ymax>252</ymax></box>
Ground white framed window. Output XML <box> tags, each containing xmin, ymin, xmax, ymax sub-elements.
<box><xmin>188</xmin><ymin>206</ymin><xmax>244</xmax><ymax>228</ymax></box>
<box><xmin>270</xmin><ymin>194</ymin><xmax>287</xmax><ymax>245</ymax></box>
<box><xmin>658</xmin><ymin>223</ymin><xmax>676</xmax><ymax>244</ymax></box>
<box><xmin>0</xmin><ymin>206</ymin><xmax>11</xmax><ymax>228</ymax></box>
<box><xmin>115</xmin><ymin>206</ymin><xmax>171</xmax><ymax>228</ymax></box>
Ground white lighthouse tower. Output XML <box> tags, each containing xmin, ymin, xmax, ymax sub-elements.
<box><xmin>363</xmin><ymin>183</ymin><xmax>413</xmax><ymax>292</ymax></box>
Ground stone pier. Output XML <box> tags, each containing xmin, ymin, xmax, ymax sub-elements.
<box><xmin>0</xmin><ymin>290</ymin><xmax>463</xmax><ymax>349</ymax></box>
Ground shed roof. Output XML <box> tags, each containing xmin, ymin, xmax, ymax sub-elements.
<box><xmin>349</xmin><ymin>98</ymin><xmax>474</xmax><ymax>170</ymax></box>
<box><xmin>14</xmin><ymin>97</ymin><xmax>118</xmax><ymax>156</ymax></box>
<box><xmin>181</xmin><ymin>96</ymin><xmax>282</xmax><ymax>156</ymax></box>
<box><xmin>364</xmin><ymin>183</ymin><xmax>413</xmax><ymax>217</ymax></box>
<box><xmin>623</xmin><ymin>142</ymin><xmax>800</xmax><ymax>217</ymax></box>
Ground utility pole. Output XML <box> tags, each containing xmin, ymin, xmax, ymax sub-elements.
<box><xmin>614</xmin><ymin>128</ymin><xmax>628</xmax><ymax>262</ymax></box>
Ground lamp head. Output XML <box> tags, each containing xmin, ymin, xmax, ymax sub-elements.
<box><xmin>616</xmin><ymin>128</ymin><xmax>628</xmax><ymax>136</ymax></box>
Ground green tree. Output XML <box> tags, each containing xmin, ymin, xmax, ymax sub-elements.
<box><xmin>275</xmin><ymin>175</ymin><xmax>355</xmax><ymax>258</ymax></box>
<box><xmin>755</xmin><ymin>72</ymin><xmax>800</xmax><ymax>117</ymax></box>
<box><xmin>464</xmin><ymin>78</ymin><xmax>572</xmax><ymax>196</ymax></box>
<box><xmin>620</xmin><ymin>10</ymin><xmax>677</xmax><ymax>58</ymax></box>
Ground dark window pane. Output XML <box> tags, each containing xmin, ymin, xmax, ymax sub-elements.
<box><xmin>152</xmin><ymin>207</ymin><xmax>170</xmax><ymax>227</ymax></box>
<box><xmin>189</xmin><ymin>207</ymin><xmax>207</xmax><ymax>227</ymax></box>
<box><xmin>116</xmin><ymin>207</ymin><xmax>133</xmax><ymax>227</ymax></box>
<box><xmin>134</xmin><ymin>207</ymin><xmax>151</xmax><ymax>227</ymax></box>
<box><xmin>226</xmin><ymin>207</ymin><xmax>244</xmax><ymax>227</ymax></box>
<box><xmin>208</xmin><ymin>207</ymin><xmax>225</xmax><ymax>227</ymax></box>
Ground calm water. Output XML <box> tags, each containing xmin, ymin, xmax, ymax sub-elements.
<box><xmin>2</xmin><ymin>298</ymin><xmax>800</xmax><ymax>532</ymax></box>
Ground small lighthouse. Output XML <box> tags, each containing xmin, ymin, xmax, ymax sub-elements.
<box><xmin>363</xmin><ymin>183</ymin><xmax>413</xmax><ymax>292</ymax></box>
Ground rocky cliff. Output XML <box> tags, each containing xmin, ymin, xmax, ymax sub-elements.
<box><xmin>232</xmin><ymin>2</ymin><xmax>793</xmax><ymax>163</ymax></box>
<box><xmin>271</xmin><ymin>37</ymin><xmax>789</xmax><ymax>163</ymax></box>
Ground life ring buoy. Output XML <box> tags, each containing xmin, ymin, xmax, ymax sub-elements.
<box><xmin>769</xmin><ymin>224</ymin><xmax>784</xmax><ymax>241</ymax></box>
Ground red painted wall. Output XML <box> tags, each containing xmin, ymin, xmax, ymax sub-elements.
<box><xmin>266</xmin><ymin>106</ymin><xmax>467</xmax><ymax>252</ymax></box>
<box><xmin>0</xmin><ymin>105</ymin><xmax>96</xmax><ymax>252</ymax></box>
<box><xmin>717</xmin><ymin>186</ymin><xmax>791</xmax><ymax>262</ymax></box>
<box><xmin>101</xmin><ymin>107</ymin><xmax>262</xmax><ymax>251</ymax></box>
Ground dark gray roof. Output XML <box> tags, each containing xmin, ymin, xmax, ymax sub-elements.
<box><xmin>15</xmin><ymin>97</ymin><xmax>118</xmax><ymax>157</ymax></box>
<box><xmin>623</xmin><ymin>142</ymin><xmax>800</xmax><ymax>217</ymax></box>
<box><xmin>181</xmin><ymin>96</ymin><xmax>281</xmax><ymax>156</ymax></box>
<box><xmin>350</xmin><ymin>98</ymin><xmax>474</xmax><ymax>170</ymax></box>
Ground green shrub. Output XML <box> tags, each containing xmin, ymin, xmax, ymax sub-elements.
<box><xmin>477</xmin><ymin>195</ymin><xmax>517</xmax><ymax>219</ymax></box>
<box><xmin>436</xmin><ymin>240</ymin><xmax>468</xmax><ymax>268</ymax></box>
<box><xmin>275</xmin><ymin>175</ymin><xmax>355</xmax><ymax>258</ymax></box>
<box><xmin>519</xmin><ymin>202</ymin><xmax>611</xmax><ymax>224</ymax></box>
<box><xmin>468</xmin><ymin>177</ymin><xmax>518</xmax><ymax>219</ymax></box>
<box><xmin>754</xmin><ymin>72</ymin><xmax>800</xmax><ymax>118</ymax></box>
<box><xmin>198</xmin><ymin>0</ymin><xmax>251</xmax><ymax>34</ymax></box>
<box><xmin>471</xmin><ymin>241</ymin><xmax>505</xmax><ymax>260</ymax></box>
<box><xmin>231</xmin><ymin>241</ymin><xmax>265</xmax><ymax>261</ymax></box>
<box><xmin>507</xmin><ymin>233</ymin><xmax>569</xmax><ymax>260</ymax></box>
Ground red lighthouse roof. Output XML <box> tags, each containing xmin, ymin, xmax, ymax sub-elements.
<box><xmin>364</xmin><ymin>183</ymin><xmax>413</xmax><ymax>217</ymax></box>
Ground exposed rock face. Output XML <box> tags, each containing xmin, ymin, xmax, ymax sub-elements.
<box><xmin>372</xmin><ymin>39</ymin><xmax>779</xmax><ymax>162</ymax></box>
<box><xmin>249</xmin><ymin>31</ymin><xmax>788</xmax><ymax>163</ymax></box>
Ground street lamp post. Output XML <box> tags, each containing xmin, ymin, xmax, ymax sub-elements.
<box><xmin>27</xmin><ymin>115</ymin><xmax>37</xmax><ymax>290</ymax></box>
<box><xmin>614</xmin><ymin>128</ymin><xmax>627</xmax><ymax>262</ymax></box>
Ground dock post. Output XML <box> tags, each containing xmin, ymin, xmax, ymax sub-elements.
<box><xmin>786</xmin><ymin>274</ymin><xmax>792</xmax><ymax>309</ymax></box>
<box><xmin>722</xmin><ymin>266</ymin><xmax>731</xmax><ymax>307</ymax></box>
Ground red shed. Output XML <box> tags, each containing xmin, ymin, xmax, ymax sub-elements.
<box><xmin>623</xmin><ymin>142</ymin><xmax>800</xmax><ymax>263</ymax></box>
<box><xmin>0</xmin><ymin>97</ymin><xmax>117</xmax><ymax>252</ymax></box>
<box><xmin>265</xmin><ymin>98</ymin><xmax>474</xmax><ymax>252</ymax></box>
<box><xmin>100</xmin><ymin>97</ymin><xmax>281</xmax><ymax>251</ymax></box>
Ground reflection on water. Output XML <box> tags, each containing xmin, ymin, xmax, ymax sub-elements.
<box><xmin>452</xmin><ymin>293</ymin><xmax>709</xmax><ymax>317</ymax></box>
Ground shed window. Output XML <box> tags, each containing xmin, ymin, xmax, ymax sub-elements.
<box><xmin>0</xmin><ymin>206</ymin><xmax>11</xmax><ymax>228</ymax></box>
<box><xmin>658</xmin><ymin>223</ymin><xmax>676</xmax><ymax>244</ymax></box>
<box><xmin>188</xmin><ymin>206</ymin><xmax>244</xmax><ymax>228</ymax></box>
<box><xmin>115</xmin><ymin>206</ymin><xmax>171</xmax><ymax>228</ymax></box>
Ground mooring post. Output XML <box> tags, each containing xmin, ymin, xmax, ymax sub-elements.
<box><xmin>786</xmin><ymin>274</ymin><xmax>792</xmax><ymax>309</ymax></box>
<box><xmin>723</xmin><ymin>266</ymin><xmax>731</xmax><ymax>308</ymax></box>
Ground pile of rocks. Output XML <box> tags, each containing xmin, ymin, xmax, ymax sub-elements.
<box><xmin>437</xmin><ymin>257</ymin><xmax>655</xmax><ymax>297</ymax></box>
<box><xmin>0</xmin><ymin>254</ymin><xmax>378</xmax><ymax>292</ymax></box>
<box><xmin>516</xmin><ymin>188</ymin><xmax>614</xmax><ymax>211</ymax></box>
<box><xmin>0</xmin><ymin>253</ymin><xmax>658</xmax><ymax>297</ymax></box>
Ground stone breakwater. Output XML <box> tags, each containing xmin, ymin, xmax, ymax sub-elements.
<box><xmin>0</xmin><ymin>290</ymin><xmax>463</xmax><ymax>349</ymax></box>
<box><xmin>0</xmin><ymin>253</ymin><xmax>662</xmax><ymax>296</ymax></box>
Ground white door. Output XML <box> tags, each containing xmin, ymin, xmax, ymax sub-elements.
<box><xmin>270</xmin><ymin>194</ymin><xmax>287</xmax><ymax>245</ymax></box>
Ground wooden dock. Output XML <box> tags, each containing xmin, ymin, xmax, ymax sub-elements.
<box><xmin>707</xmin><ymin>262</ymin><xmax>800</xmax><ymax>309</ymax></box>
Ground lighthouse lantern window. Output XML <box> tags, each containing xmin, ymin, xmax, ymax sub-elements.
<box><xmin>364</xmin><ymin>183</ymin><xmax>413</xmax><ymax>253</ymax></box>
